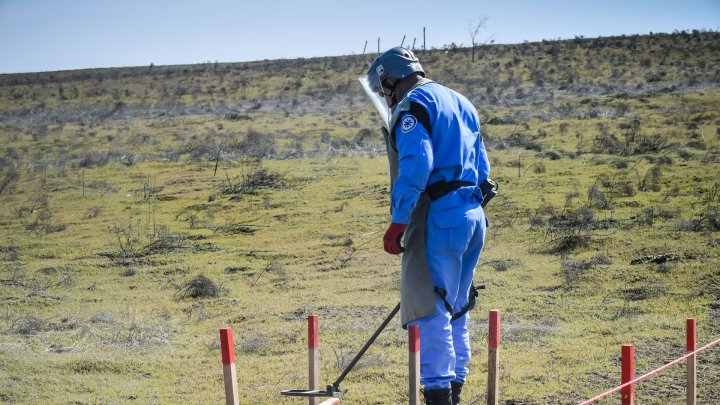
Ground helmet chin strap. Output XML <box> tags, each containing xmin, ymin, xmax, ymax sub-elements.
<box><xmin>385</xmin><ymin>80</ymin><xmax>400</xmax><ymax>107</ymax></box>
<box><xmin>390</xmin><ymin>92</ymin><xmax>399</xmax><ymax>107</ymax></box>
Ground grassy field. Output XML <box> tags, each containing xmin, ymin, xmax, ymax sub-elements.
<box><xmin>1</xmin><ymin>31</ymin><xmax>719</xmax><ymax>404</ymax></box>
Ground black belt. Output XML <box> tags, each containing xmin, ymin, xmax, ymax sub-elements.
<box><xmin>425</xmin><ymin>178</ymin><xmax>498</xmax><ymax>207</ymax></box>
<box><xmin>425</xmin><ymin>180</ymin><xmax>475</xmax><ymax>201</ymax></box>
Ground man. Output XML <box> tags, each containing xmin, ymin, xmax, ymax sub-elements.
<box><xmin>363</xmin><ymin>47</ymin><xmax>491</xmax><ymax>405</ymax></box>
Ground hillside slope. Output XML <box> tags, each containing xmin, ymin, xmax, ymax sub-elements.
<box><xmin>0</xmin><ymin>32</ymin><xmax>719</xmax><ymax>403</ymax></box>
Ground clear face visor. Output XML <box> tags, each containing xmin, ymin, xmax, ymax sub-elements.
<box><xmin>358</xmin><ymin>75</ymin><xmax>390</xmax><ymax>127</ymax></box>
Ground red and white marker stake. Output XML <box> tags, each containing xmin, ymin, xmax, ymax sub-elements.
<box><xmin>308</xmin><ymin>315</ymin><xmax>320</xmax><ymax>405</ymax></box>
<box><xmin>488</xmin><ymin>309</ymin><xmax>501</xmax><ymax>405</ymax></box>
<box><xmin>686</xmin><ymin>318</ymin><xmax>697</xmax><ymax>405</ymax></box>
<box><xmin>220</xmin><ymin>327</ymin><xmax>239</xmax><ymax>405</ymax></box>
<box><xmin>621</xmin><ymin>344</ymin><xmax>635</xmax><ymax>405</ymax></box>
<box><xmin>409</xmin><ymin>324</ymin><xmax>420</xmax><ymax>405</ymax></box>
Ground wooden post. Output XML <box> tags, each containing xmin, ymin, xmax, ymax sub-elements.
<box><xmin>219</xmin><ymin>328</ymin><xmax>239</xmax><ymax>405</ymax></box>
<box><xmin>377</xmin><ymin>38</ymin><xmax>380</xmax><ymax>54</ymax></box>
<box><xmin>487</xmin><ymin>309</ymin><xmax>500</xmax><ymax>405</ymax></box>
<box><xmin>409</xmin><ymin>324</ymin><xmax>421</xmax><ymax>405</ymax></box>
<box><xmin>401</xmin><ymin>35</ymin><xmax>406</xmax><ymax>47</ymax></box>
<box><xmin>686</xmin><ymin>318</ymin><xmax>697</xmax><ymax>405</ymax></box>
<box><xmin>362</xmin><ymin>40</ymin><xmax>367</xmax><ymax>55</ymax></box>
<box><xmin>308</xmin><ymin>315</ymin><xmax>320</xmax><ymax>405</ymax></box>
<box><xmin>621</xmin><ymin>344</ymin><xmax>635</xmax><ymax>405</ymax></box>
<box><xmin>423</xmin><ymin>27</ymin><xmax>426</xmax><ymax>51</ymax></box>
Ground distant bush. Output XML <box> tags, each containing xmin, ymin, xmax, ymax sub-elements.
<box><xmin>543</xmin><ymin>207</ymin><xmax>597</xmax><ymax>254</ymax></box>
<box><xmin>229</xmin><ymin>130</ymin><xmax>277</xmax><ymax>158</ymax></box>
<box><xmin>686</xmin><ymin>140</ymin><xmax>707</xmax><ymax>150</ymax></box>
<box><xmin>638</xmin><ymin>166</ymin><xmax>662</xmax><ymax>192</ymax></box>
<box><xmin>330</xmin><ymin>137</ymin><xmax>351</xmax><ymax>149</ymax></box>
<box><xmin>506</xmin><ymin>133</ymin><xmax>542</xmax><ymax>152</ymax></box>
<box><xmin>12</xmin><ymin>315</ymin><xmax>49</xmax><ymax>335</ymax></box>
<box><xmin>0</xmin><ymin>167</ymin><xmax>19</xmax><ymax>195</ymax></box>
<box><xmin>353</xmin><ymin>128</ymin><xmax>374</xmax><ymax>145</ymax></box>
<box><xmin>560</xmin><ymin>254</ymin><xmax>612</xmax><ymax>285</ymax></box>
<box><xmin>72</xmin><ymin>150</ymin><xmax>135</xmax><ymax>168</ymax></box>
<box><xmin>83</xmin><ymin>206</ymin><xmax>102</xmax><ymax>219</ymax></box>
<box><xmin>178</xmin><ymin>275</ymin><xmax>219</xmax><ymax>299</ymax></box>
<box><xmin>186</xmin><ymin>143</ymin><xmax>216</xmax><ymax>162</ymax></box>
<box><xmin>644</xmin><ymin>155</ymin><xmax>673</xmax><ymax>165</ymax></box>
<box><xmin>219</xmin><ymin>160</ymin><xmax>286</xmax><ymax>196</ymax></box>
<box><xmin>587</xmin><ymin>184</ymin><xmax>611</xmax><ymax>209</ymax></box>
<box><xmin>621</xmin><ymin>279</ymin><xmax>666</xmax><ymax>302</ymax></box>
<box><xmin>484</xmin><ymin>259</ymin><xmax>521</xmax><ymax>272</ymax></box>
<box><xmin>21</xmin><ymin>196</ymin><xmax>67</xmax><ymax>234</ymax></box>
<box><xmin>635</xmin><ymin>207</ymin><xmax>658</xmax><ymax>226</ymax></box>
<box><xmin>591</xmin><ymin>121</ymin><xmax>669</xmax><ymax>156</ymax></box>
<box><xmin>674</xmin><ymin>206</ymin><xmax>720</xmax><ymax>232</ymax></box>
<box><xmin>553</xmin><ymin>235</ymin><xmax>590</xmax><ymax>254</ymax></box>
<box><xmin>540</xmin><ymin>151</ymin><xmax>562</xmax><ymax>160</ymax></box>
<box><xmin>675</xmin><ymin>147</ymin><xmax>693</xmax><ymax>160</ymax></box>
<box><xmin>702</xmin><ymin>183</ymin><xmax>720</xmax><ymax>204</ymax></box>
<box><xmin>593</xmin><ymin>173</ymin><xmax>635</xmax><ymax>200</ymax></box>
<box><xmin>120</xmin><ymin>268</ymin><xmax>136</xmax><ymax>277</ymax></box>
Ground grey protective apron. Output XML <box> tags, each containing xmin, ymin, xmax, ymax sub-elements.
<box><xmin>384</xmin><ymin>78</ymin><xmax>436</xmax><ymax>327</ymax></box>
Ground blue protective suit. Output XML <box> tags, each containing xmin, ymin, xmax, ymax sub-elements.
<box><xmin>390</xmin><ymin>81</ymin><xmax>490</xmax><ymax>390</ymax></box>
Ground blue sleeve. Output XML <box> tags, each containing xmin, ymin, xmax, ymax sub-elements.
<box><xmin>390</xmin><ymin>112</ymin><xmax>433</xmax><ymax>224</ymax></box>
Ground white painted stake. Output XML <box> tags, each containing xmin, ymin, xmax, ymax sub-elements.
<box><xmin>409</xmin><ymin>324</ymin><xmax>420</xmax><ymax>405</ymax></box>
<box><xmin>687</xmin><ymin>318</ymin><xmax>696</xmax><ymax>405</ymax></box>
<box><xmin>308</xmin><ymin>315</ymin><xmax>320</xmax><ymax>405</ymax></box>
<box><xmin>488</xmin><ymin>309</ymin><xmax>500</xmax><ymax>405</ymax></box>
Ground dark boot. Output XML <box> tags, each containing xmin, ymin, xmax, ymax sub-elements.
<box><xmin>423</xmin><ymin>388</ymin><xmax>451</xmax><ymax>405</ymax></box>
<box><xmin>450</xmin><ymin>381</ymin><xmax>463</xmax><ymax>405</ymax></box>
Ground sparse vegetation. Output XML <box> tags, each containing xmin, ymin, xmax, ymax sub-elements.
<box><xmin>0</xmin><ymin>31</ymin><xmax>718</xmax><ymax>403</ymax></box>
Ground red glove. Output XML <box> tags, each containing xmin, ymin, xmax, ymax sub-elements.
<box><xmin>383</xmin><ymin>223</ymin><xmax>407</xmax><ymax>254</ymax></box>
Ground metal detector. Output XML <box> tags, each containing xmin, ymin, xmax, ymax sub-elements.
<box><xmin>281</xmin><ymin>302</ymin><xmax>400</xmax><ymax>398</ymax></box>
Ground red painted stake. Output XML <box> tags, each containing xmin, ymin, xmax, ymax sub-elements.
<box><xmin>621</xmin><ymin>344</ymin><xmax>635</xmax><ymax>405</ymax></box>
<box><xmin>308</xmin><ymin>315</ymin><xmax>320</xmax><ymax>405</ymax></box>
<box><xmin>409</xmin><ymin>324</ymin><xmax>420</xmax><ymax>405</ymax></box>
<box><xmin>686</xmin><ymin>318</ymin><xmax>697</xmax><ymax>405</ymax></box>
<box><xmin>219</xmin><ymin>328</ymin><xmax>239</xmax><ymax>405</ymax></box>
<box><xmin>488</xmin><ymin>309</ymin><xmax>500</xmax><ymax>405</ymax></box>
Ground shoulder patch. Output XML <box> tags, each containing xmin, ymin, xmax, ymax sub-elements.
<box><xmin>401</xmin><ymin>115</ymin><xmax>417</xmax><ymax>133</ymax></box>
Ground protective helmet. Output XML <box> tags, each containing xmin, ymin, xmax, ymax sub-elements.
<box><xmin>366</xmin><ymin>47</ymin><xmax>425</xmax><ymax>96</ymax></box>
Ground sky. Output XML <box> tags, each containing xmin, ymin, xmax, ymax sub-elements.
<box><xmin>0</xmin><ymin>0</ymin><xmax>718</xmax><ymax>74</ymax></box>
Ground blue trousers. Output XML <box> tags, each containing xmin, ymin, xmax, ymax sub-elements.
<box><xmin>409</xmin><ymin>197</ymin><xmax>486</xmax><ymax>390</ymax></box>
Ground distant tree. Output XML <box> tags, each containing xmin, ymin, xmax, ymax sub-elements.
<box><xmin>468</xmin><ymin>15</ymin><xmax>489</xmax><ymax>62</ymax></box>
